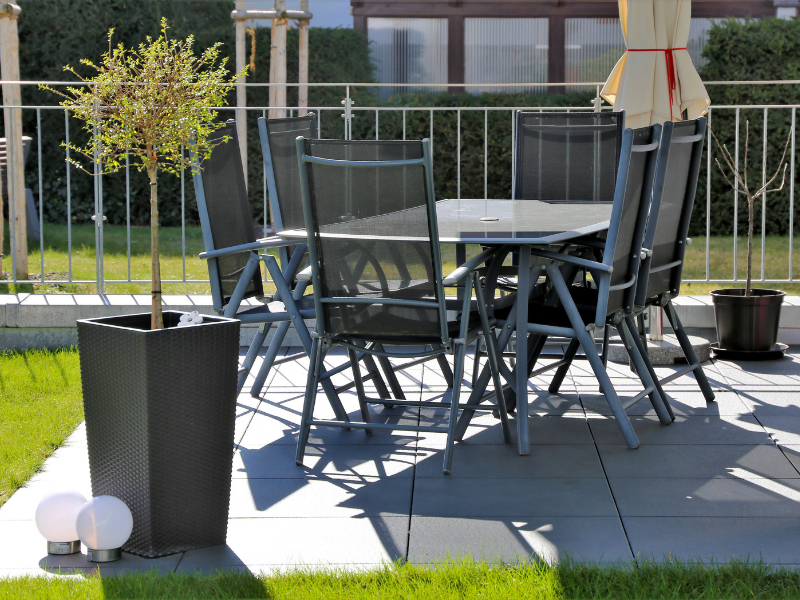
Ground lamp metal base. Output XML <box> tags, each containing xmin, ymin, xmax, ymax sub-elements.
<box><xmin>47</xmin><ymin>540</ymin><xmax>81</xmax><ymax>555</ymax></box>
<box><xmin>87</xmin><ymin>548</ymin><xmax>122</xmax><ymax>562</ymax></box>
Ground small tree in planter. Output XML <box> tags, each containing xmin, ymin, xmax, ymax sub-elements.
<box><xmin>709</xmin><ymin>122</ymin><xmax>793</xmax><ymax>354</ymax></box>
<box><xmin>45</xmin><ymin>18</ymin><xmax>243</xmax><ymax>328</ymax></box>
<box><xmin>44</xmin><ymin>22</ymin><xmax>249</xmax><ymax>559</ymax></box>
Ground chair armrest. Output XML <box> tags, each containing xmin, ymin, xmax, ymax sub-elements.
<box><xmin>442</xmin><ymin>245</ymin><xmax>507</xmax><ymax>286</ymax></box>
<box><xmin>528</xmin><ymin>248</ymin><xmax>613</xmax><ymax>273</ymax></box>
<box><xmin>296</xmin><ymin>265</ymin><xmax>313</xmax><ymax>282</ymax></box>
<box><xmin>199</xmin><ymin>237</ymin><xmax>300</xmax><ymax>260</ymax></box>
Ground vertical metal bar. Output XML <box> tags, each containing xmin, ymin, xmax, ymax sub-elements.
<box><xmin>126</xmin><ymin>142</ymin><xmax>130</xmax><ymax>281</ymax></box>
<box><xmin>791</xmin><ymin>107</ymin><xmax>796</xmax><ymax>281</ymax></box>
<box><xmin>457</xmin><ymin>108</ymin><xmax>461</xmax><ymax>200</ymax></box>
<box><xmin>733</xmin><ymin>108</ymin><xmax>739</xmax><ymax>281</ymax></box>
<box><xmin>98</xmin><ymin>133</ymin><xmax>104</xmax><ymax>294</ymax></box>
<box><xmin>93</xmin><ymin>119</ymin><xmax>99</xmax><ymax>291</ymax></box>
<box><xmin>484</xmin><ymin>108</ymin><xmax>488</xmax><ymax>200</ymax></box>
<box><xmin>262</xmin><ymin>108</ymin><xmax>268</xmax><ymax>247</ymax></box>
<box><xmin>706</xmin><ymin>107</ymin><xmax>711</xmax><ymax>281</ymax></box>
<box><xmin>511</xmin><ymin>109</ymin><xmax>516</xmax><ymax>199</ymax></box>
<box><xmin>65</xmin><ymin>110</ymin><xmax>72</xmax><ymax>282</ymax></box>
<box><xmin>762</xmin><ymin>107</ymin><xmax>767</xmax><ymax>281</ymax></box>
<box><xmin>181</xmin><ymin>144</ymin><xmax>186</xmax><ymax>281</ymax></box>
<box><xmin>375</xmin><ymin>108</ymin><xmax>379</xmax><ymax>140</ymax></box>
<box><xmin>37</xmin><ymin>109</ymin><xmax>44</xmax><ymax>282</ymax></box>
<box><xmin>403</xmin><ymin>108</ymin><xmax>406</xmax><ymax>140</ymax></box>
<box><xmin>429</xmin><ymin>109</ymin><xmax>433</xmax><ymax>157</ymax></box>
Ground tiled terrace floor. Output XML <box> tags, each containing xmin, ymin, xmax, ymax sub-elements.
<box><xmin>4</xmin><ymin>344</ymin><xmax>800</xmax><ymax>576</ymax></box>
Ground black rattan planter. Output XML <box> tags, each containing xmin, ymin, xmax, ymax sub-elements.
<box><xmin>710</xmin><ymin>288</ymin><xmax>785</xmax><ymax>356</ymax></box>
<box><xmin>77</xmin><ymin>311</ymin><xmax>240</xmax><ymax>558</ymax></box>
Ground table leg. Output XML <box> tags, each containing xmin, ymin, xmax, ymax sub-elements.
<box><xmin>516</xmin><ymin>245</ymin><xmax>531</xmax><ymax>455</ymax></box>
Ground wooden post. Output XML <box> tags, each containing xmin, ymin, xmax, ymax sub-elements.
<box><xmin>0</xmin><ymin>3</ymin><xmax>26</xmax><ymax>278</ymax></box>
<box><xmin>273</xmin><ymin>0</ymin><xmax>287</xmax><ymax>119</ymax></box>
<box><xmin>235</xmin><ymin>0</ymin><xmax>247</xmax><ymax>186</ymax></box>
<box><xmin>298</xmin><ymin>0</ymin><xmax>309</xmax><ymax>117</ymax></box>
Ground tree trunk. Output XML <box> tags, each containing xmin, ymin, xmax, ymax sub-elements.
<box><xmin>0</xmin><ymin>182</ymin><xmax>4</xmax><ymax>275</ymax></box>
<box><xmin>148</xmin><ymin>164</ymin><xmax>164</xmax><ymax>329</ymax></box>
<box><xmin>746</xmin><ymin>197</ymin><xmax>754</xmax><ymax>297</ymax></box>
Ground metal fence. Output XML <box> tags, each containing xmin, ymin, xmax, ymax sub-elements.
<box><xmin>1</xmin><ymin>80</ymin><xmax>799</xmax><ymax>293</ymax></box>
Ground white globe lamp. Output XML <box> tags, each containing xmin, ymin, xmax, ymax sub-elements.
<box><xmin>75</xmin><ymin>495</ymin><xmax>133</xmax><ymax>562</ymax></box>
<box><xmin>35</xmin><ymin>490</ymin><xmax>87</xmax><ymax>555</ymax></box>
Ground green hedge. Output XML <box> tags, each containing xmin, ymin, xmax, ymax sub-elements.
<box><xmin>694</xmin><ymin>17</ymin><xmax>800</xmax><ymax>236</ymax></box>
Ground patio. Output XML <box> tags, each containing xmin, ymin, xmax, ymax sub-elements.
<box><xmin>3</xmin><ymin>343</ymin><xmax>800</xmax><ymax>577</ymax></box>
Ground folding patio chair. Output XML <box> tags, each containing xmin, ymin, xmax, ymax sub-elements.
<box><xmin>489</xmin><ymin>125</ymin><xmax>672</xmax><ymax>448</ymax></box>
<box><xmin>254</xmin><ymin>114</ymin><xmax>400</xmax><ymax>400</ymax></box>
<box><xmin>626</xmin><ymin>117</ymin><xmax>715</xmax><ymax>407</ymax></box>
<box><xmin>193</xmin><ymin>120</ymin><xmax>383</xmax><ymax>422</ymax></box>
<box><xmin>293</xmin><ymin>137</ymin><xmax>510</xmax><ymax>474</ymax></box>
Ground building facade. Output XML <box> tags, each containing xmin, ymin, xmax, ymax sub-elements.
<box><xmin>351</xmin><ymin>0</ymin><xmax>783</xmax><ymax>94</ymax></box>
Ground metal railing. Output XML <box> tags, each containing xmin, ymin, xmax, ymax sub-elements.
<box><xmin>0</xmin><ymin>80</ymin><xmax>798</xmax><ymax>293</ymax></box>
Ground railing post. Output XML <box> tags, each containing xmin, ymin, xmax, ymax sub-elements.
<box><xmin>234</xmin><ymin>0</ymin><xmax>248</xmax><ymax>186</ymax></box>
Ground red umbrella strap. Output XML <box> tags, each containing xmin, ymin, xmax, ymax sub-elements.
<box><xmin>627</xmin><ymin>48</ymin><xmax>687</xmax><ymax>121</ymax></box>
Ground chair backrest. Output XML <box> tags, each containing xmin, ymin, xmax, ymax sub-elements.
<box><xmin>635</xmin><ymin>118</ymin><xmax>707</xmax><ymax>307</ymax></box>
<box><xmin>598</xmin><ymin>124</ymin><xmax>661</xmax><ymax>321</ymax></box>
<box><xmin>258</xmin><ymin>114</ymin><xmax>318</xmax><ymax>233</ymax></box>
<box><xmin>514</xmin><ymin>111</ymin><xmax>624</xmax><ymax>202</ymax></box>
<box><xmin>296</xmin><ymin>138</ymin><xmax>449</xmax><ymax>344</ymax></box>
<box><xmin>192</xmin><ymin>119</ymin><xmax>263</xmax><ymax>309</ymax></box>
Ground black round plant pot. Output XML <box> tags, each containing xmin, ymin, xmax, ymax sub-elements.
<box><xmin>710</xmin><ymin>288</ymin><xmax>785</xmax><ymax>353</ymax></box>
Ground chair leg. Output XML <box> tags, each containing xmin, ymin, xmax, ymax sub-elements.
<box><xmin>549</xmin><ymin>338</ymin><xmax>579</xmax><ymax>394</ymax></box>
<box><xmin>618</xmin><ymin>320</ymin><xmax>673</xmax><ymax>425</ymax></box>
<box><xmin>664</xmin><ymin>301</ymin><xmax>716</xmax><ymax>403</ymax></box>
<box><xmin>624</xmin><ymin>315</ymin><xmax>675</xmax><ymax>421</ymax></box>
<box><xmin>361</xmin><ymin>352</ymin><xmax>393</xmax><ymax>400</ymax></box>
<box><xmin>434</xmin><ymin>346</ymin><xmax>455</xmax><ymax>387</ymax></box>
<box><xmin>238</xmin><ymin>323</ymin><xmax>272</xmax><ymax>393</ymax></box>
<box><xmin>296</xmin><ymin>337</ymin><xmax>322</xmax><ymax>466</ymax></box>
<box><xmin>348</xmin><ymin>348</ymin><xmax>374</xmax><ymax>435</ymax></box>
<box><xmin>601</xmin><ymin>324</ymin><xmax>610</xmax><ymax>368</ymax></box>
<box><xmin>251</xmin><ymin>320</ymin><xmax>291</xmax><ymax>397</ymax></box>
<box><xmin>374</xmin><ymin>343</ymin><xmax>406</xmax><ymax>402</ymax></box>
<box><xmin>443</xmin><ymin>341</ymin><xmax>467</xmax><ymax>474</ymax></box>
<box><xmin>547</xmin><ymin>266</ymin><xmax>639</xmax><ymax>449</ymax></box>
<box><xmin>472</xmin><ymin>338</ymin><xmax>482</xmax><ymax>388</ymax></box>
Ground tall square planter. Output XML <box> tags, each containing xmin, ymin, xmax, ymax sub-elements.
<box><xmin>76</xmin><ymin>311</ymin><xmax>240</xmax><ymax>558</ymax></box>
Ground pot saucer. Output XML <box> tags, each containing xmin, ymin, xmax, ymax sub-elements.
<box><xmin>710</xmin><ymin>342</ymin><xmax>788</xmax><ymax>361</ymax></box>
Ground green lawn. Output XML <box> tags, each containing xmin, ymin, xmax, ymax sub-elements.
<box><xmin>3</xmin><ymin>558</ymin><xmax>800</xmax><ymax>598</ymax></box>
<box><xmin>0</xmin><ymin>348</ymin><xmax>83</xmax><ymax>508</ymax></box>
<box><xmin>4</xmin><ymin>225</ymin><xmax>800</xmax><ymax>296</ymax></box>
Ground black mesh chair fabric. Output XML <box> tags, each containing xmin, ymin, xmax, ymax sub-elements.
<box><xmin>515</xmin><ymin>112</ymin><xmax>623</xmax><ymax>202</ymax></box>
<box><xmin>642</xmin><ymin>120</ymin><xmax>705</xmax><ymax>300</ymax></box>
<box><xmin>199</xmin><ymin>121</ymin><xmax>263</xmax><ymax>305</ymax></box>
<box><xmin>606</xmin><ymin>127</ymin><xmax>657</xmax><ymax>315</ymax></box>
<box><xmin>304</xmin><ymin>139</ymin><xmax>442</xmax><ymax>342</ymax></box>
<box><xmin>264</xmin><ymin>115</ymin><xmax>318</xmax><ymax>232</ymax></box>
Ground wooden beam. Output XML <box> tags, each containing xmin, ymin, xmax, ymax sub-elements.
<box><xmin>548</xmin><ymin>15</ymin><xmax>566</xmax><ymax>95</ymax></box>
<box><xmin>0</xmin><ymin>3</ymin><xmax>26</xmax><ymax>278</ymax></box>
<box><xmin>235</xmin><ymin>0</ymin><xmax>247</xmax><ymax>186</ymax></box>
<box><xmin>271</xmin><ymin>0</ymin><xmax>288</xmax><ymax>119</ymax></box>
<box><xmin>231</xmin><ymin>9</ymin><xmax>312</xmax><ymax>20</ymax></box>
<box><xmin>448</xmin><ymin>15</ymin><xmax>464</xmax><ymax>93</ymax></box>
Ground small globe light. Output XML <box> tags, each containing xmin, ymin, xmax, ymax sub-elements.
<box><xmin>76</xmin><ymin>495</ymin><xmax>133</xmax><ymax>563</ymax></box>
<box><xmin>35</xmin><ymin>490</ymin><xmax>87</xmax><ymax>555</ymax></box>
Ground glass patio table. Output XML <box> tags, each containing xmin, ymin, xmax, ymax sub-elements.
<box><xmin>279</xmin><ymin>198</ymin><xmax>613</xmax><ymax>455</ymax></box>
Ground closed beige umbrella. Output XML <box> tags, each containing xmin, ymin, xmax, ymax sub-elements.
<box><xmin>601</xmin><ymin>0</ymin><xmax>710</xmax><ymax>128</ymax></box>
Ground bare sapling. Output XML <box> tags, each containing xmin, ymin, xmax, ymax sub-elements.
<box><xmin>710</xmin><ymin>121</ymin><xmax>792</xmax><ymax>296</ymax></box>
<box><xmin>43</xmin><ymin>19</ymin><xmax>245</xmax><ymax>329</ymax></box>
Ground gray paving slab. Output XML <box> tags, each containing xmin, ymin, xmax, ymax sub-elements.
<box><xmin>583</xmin><ymin>391</ymin><xmax>750</xmax><ymax>417</ymax></box>
<box><xmin>407</xmin><ymin>517</ymin><xmax>632</xmax><ymax>565</ymax></box>
<box><xmin>609</xmin><ymin>477</ymin><xmax>800</xmax><ymax>517</ymax></box>
<box><xmin>738</xmin><ymin>391</ymin><xmax>800</xmax><ymax>417</ymax></box>
<box><xmin>177</xmin><ymin>517</ymin><xmax>408</xmax><ymax>573</ymax></box>
<box><xmin>756</xmin><ymin>417</ymin><xmax>800</xmax><ymax>445</ymax></box>
<box><xmin>623</xmin><ymin>517</ymin><xmax>800</xmax><ymax>564</ymax></box>
<box><xmin>414</xmin><ymin>444</ymin><xmax>605</xmax><ymax>479</ymax></box>
<box><xmin>411</xmin><ymin>478</ymin><xmax>618</xmax><ymax>518</ymax></box>
<box><xmin>596</xmin><ymin>444</ymin><xmax>800</xmax><ymax>479</ymax></box>
<box><xmin>588</xmin><ymin>415</ymin><xmax>772</xmax><ymax>445</ymax></box>
<box><xmin>234</xmin><ymin>444</ymin><xmax>417</xmax><ymax>479</ymax></box>
<box><xmin>229</xmin><ymin>477</ymin><xmax>413</xmax><ymax>518</ymax></box>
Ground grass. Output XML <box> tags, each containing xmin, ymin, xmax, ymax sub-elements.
<box><xmin>0</xmin><ymin>348</ymin><xmax>84</xmax><ymax>508</ymax></box>
<box><xmin>3</xmin><ymin>558</ymin><xmax>800</xmax><ymax>598</ymax></box>
<box><xmin>4</xmin><ymin>224</ymin><xmax>800</xmax><ymax>296</ymax></box>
